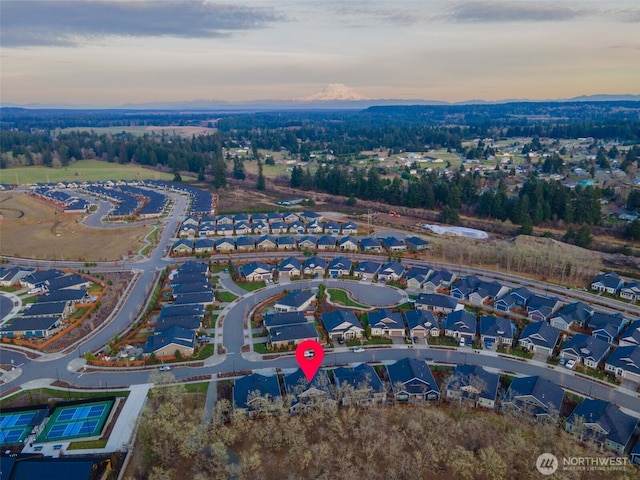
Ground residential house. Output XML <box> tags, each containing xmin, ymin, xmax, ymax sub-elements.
<box><xmin>233</xmin><ymin>373</ymin><xmax>282</xmax><ymax>418</ymax></box>
<box><xmin>620</xmin><ymin>282</ymin><xmax>640</xmax><ymax>301</ymax></box>
<box><xmin>503</xmin><ymin>376</ymin><xmax>565</xmax><ymax>420</ymax></box>
<box><xmin>252</xmin><ymin>220</ymin><xmax>270</xmax><ymax>235</ymax></box>
<box><xmin>421</xmin><ymin>270</ymin><xmax>455</xmax><ymax>293</ymax></box>
<box><xmin>386</xmin><ymin>358</ymin><xmax>440</xmax><ymax>402</ymax></box>
<box><xmin>416</xmin><ymin>293</ymin><xmax>460</xmax><ymax>314</ymax></box>
<box><xmin>494</xmin><ymin>292</ymin><xmax>519</xmax><ymax>312</ymax></box>
<box><xmin>216</xmin><ymin>214</ymin><xmax>234</xmax><ymax>226</ymax></box>
<box><xmin>303</xmin><ymin>256</ymin><xmax>327</xmax><ymax>277</ymax></box>
<box><xmin>518</xmin><ymin>322</ymin><xmax>561</xmax><ymax>357</ymax></box>
<box><xmin>511</xmin><ymin>286</ymin><xmax>535</xmax><ymax>307</ymax></box>
<box><xmin>324</xmin><ymin>221</ymin><xmax>342</xmax><ymax>235</ymax></box>
<box><xmin>273</xmin><ymin>290</ymin><xmax>316</xmax><ymax>313</ymax></box>
<box><xmin>353</xmin><ymin>261</ymin><xmax>381</xmax><ymax>280</ymax></box>
<box><xmin>21</xmin><ymin>300</ymin><xmax>71</xmax><ymax>319</ymax></box>
<box><xmin>215</xmin><ymin>223</ymin><xmax>234</xmax><ymax>236</ymax></box>
<box><xmin>367</xmin><ymin>309</ymin><xmax>405</xmax><ymax>337</ymax></box>
<box><xmin>591</xmin><ymin>271</ymin><xmax>624</xmax><ymax>294</ymax></box>
<box><xmin>360</xmin><ymin>237</ymin><xmax>383</xmax><ymax>252</ymax></box>
<box><xmin>379</xmin><ymin>236</ymin><xmax>407</xmax><ymax>252</ymax></box>
<box><xmin>267</xmin><ymin>212</ymin><xmax>284</xmax><ymax>223</ymax></box>
<box><xmin>288</xmin><ymin>220</ymin><xmax>306</xmax><ymax>234</ymax></box>
<box><xmin>565</xmin><ymin>399</ymin><xmax>638</xmax><ymax>455</ymax></box>
<box><xmin>341</xmin><ymin>221</ymin><xmax>358</xmax><ymax>235</ymax></box>
<box><xmin>269</xmin><ymin>323</ymin><xmax>319</xmax><ymax>348</ymax></box>
<box><xmin>405</xmin><ymin>266</ymin><xmax>432</xmax><ymax>291</ymax></box>
<box><xmin>333</xmin><ymin>363</ymin><xmax>386</xmax><ymax>406</ymax></box>
<box><xmin>560</xmin><ymin>333</ymin><xmax>610</xmax><ymax>368</ymax></box>
<box><xmin>479</xmin><ymin>315</ymin><xmax>516</xmax><ymax>349</ymax></box>
<box><xmin>270</xmin><ymin>221</ymin><xmax>289</xmax><ymax>235</ymax></box>
<box><xmin>0</xmin><ymin>316</ymin><xmax>62</xmax><ymax>339</ymax></box>
<box><xmin>143</xmin><ymin>326</ymin><xmax>196</xmax><ymax>358</ymax></box>
<box><xmin>238</xmin><ymin>262</ymin><xmax>273</xmax><ymax>282</ymax></box>
<box><xmin>233</xmin><ymin>220</ymin><xmax>252</xmax><ymax>235</ymax></box>
<box><xmin>619</xmin><ymin>319</ymin><xmax>640</xmax><ymax>347</ymax></box>
<box><xmin>263</xmin><ymin>311</ymin><xmax>306</xmax><ymax>329</ymax></box>
<box><xmin>0</xmin><ymin>266</ymin><xmax>34</xmax><ymax>287</ymax></box>
<box><xmin>173</xmin><ymin>292</ymin><xmax>215</xmax><ymax>307</ymax></box>
<box><xmin>276</xmin><ymin>236</ymin><xmax>296</xmax><ymax>250</ymax></box>
<box><xmin>214</xmin><ymin>237</ymin><xmax>235</xmax><ymax>252</ymax></box>
<box><xmin>605</xmin><ymin>345</ymin><xmax>640</xmax><ymax>383</ymax></box>
<box><xmin>256</xmin><ymin>235</ymin><xmax>277</xmax><ymax>250</ymax></box>
<box><xmin>322</xmin><ymin>309</ymin><xmax>364</xmax><ymax>341</ymax></box>
<box><xmin>283</xmin><ymin>212</ymin><xmax>300</xmax><ymax>223</ymax></box>
<box><xmin>233</xmin><ymin>213</ymin><xmax>250</xmax><ymax>224</ymax></box>
<box><xmin>172</xmin><ymin>239</ymin><xmax>193</xmax><ymax>255</ymax></box>
<box><xmin>588</xmin><ymin>312</ymin><xmax>627</xmax><ymax>344</ymax></box>
<box><xmin>235</xmin><ymin>236</ymin><xmax>256</xmax><ymax>251</ymax></box>
<box><xmin>377</xmin><ymin>261</ymin><xmax>405</xmax><ymax>283</ymax></box>
<box><xmin>339</xmin><ymin>236</ymin><xmax>359</xmax><ymax>252</ymax></box>
<box><xmin>316</xmin><ymin>235</ymin><xmax>337</xmax><ymax>251</ymax></box>
<box><xmin>405</xmin><ymin>310</ymin><xmax>440</xmax><ymax>338</ymax></box>
<box><xmin>328</xmin><ymin>257</ymin><xmax>352</xmax><ymax>278</ymax></box>
<box><xmin>630</xmin><ymin>439</ymin><xmax>640</xmax><ymax>466</ymax></box>
<box><xmin>468</xmin><ymin>280</ymin><xmax>508</xmax><ymax>306</ymax></box>
<box><xmin>298</xmin><ymin>235</ymin><xmax>318</xmax><ymax>250</ymax></box>
<box><xmin>283</xmin><ymin>369</ymin><xmax>336</xmax><ymax>414</ymax></box>
<box><xmin>194</xmin><ymin>238</ymin><xmax>215</xmax><ymax>254</ymax></box>
<box><xmin>277</xmin><ymin>257</ymin><xmax>303</xmax><ymax>278</ymax></box>
<box><xmin>250</xmin><ymin>213</ymin><xmax>268</xmax><ymax>224</ymax></box>
<box><xmin>550</xmin><ymin>302</ymin><xmax>594</xmax><ymax>331</ymax></box>
<box><xmin>445</xmin><ymin>365</ymin><xmax>499</xmax><ymax>409</ymax></box>
<box><xmin>306</xmin><ymin>220</ymin><xmax>324</xmax><ymax>234</ymax></box>
<box><xmin>450</xmin><ymin>275</ymin><xmax>481</xmax><ymax>300</ymax></box>
<box><xmin>443</xmin><ymin>310</ymin><xmax>477</xmax><ymax>343</ymax></box>
<box><xmin>300</xmin><ymin>211</ymin><xmax>323</xmax><ymax>222</ymax></box>
<box><xmin>526</xmin><ymin>294</ymin><xmax>563</xmax><ymax>322</ymax></box>
<box><xmin>404</xmin><ymin>236</ymin><xmax>429</xmax><ymax>252</ymax></box>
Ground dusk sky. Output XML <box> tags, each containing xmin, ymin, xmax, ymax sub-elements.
<box><xmin>1</xmin><ymin>0</ymin><xmax>639</xmax><ymax>106</ymax></box>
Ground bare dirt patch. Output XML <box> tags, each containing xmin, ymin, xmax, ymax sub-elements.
<box><xmin>0</xmin><ymin>193</ymin><xmax>152</xmax><ymax>261</ymax></box>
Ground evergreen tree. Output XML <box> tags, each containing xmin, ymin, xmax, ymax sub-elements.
<box><xmin>256</xmin><ymin>158</ymin><xmax>266</xmax><ymax>191</ymax></box>
<box><xmin>233</xmin><ymin>157</ymin><xmax>246</xmax><ymax>180</ymax></box>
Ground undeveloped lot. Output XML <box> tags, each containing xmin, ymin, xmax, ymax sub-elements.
<box><xmin>0</xmin><ymin>193</ymin><xmax>151</xmax><ymax>261</ymax></box>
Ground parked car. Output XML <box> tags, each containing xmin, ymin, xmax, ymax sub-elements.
<box><xmin>565</xmin><ymin>359</ymin><xmax>576</xmax><ymax>369</ymax></box>
<box><xmin>559</xmin><ymin>358</ymin><xmax>566</xmax><ymax>366</ymax></box>
<box><xmin>353</xmin><ymin>347</ymin><xmax>365</xmax><ymax>353</ymax></box>
<box><xmin>158</xmin><ymin>365</ymin><xmax>171</xmax><ymax>372</ymax></box>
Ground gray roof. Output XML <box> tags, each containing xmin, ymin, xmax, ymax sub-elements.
<box><xmin>519</xmin><ymin>322</ymin><xmax>561</xmax><ymax>349</ymax></box>
<box><xmin>506</xmin><ymin>376</ymin><xmax>564</xmax><ymax>416</ymax></box>
<box><xmin>448</xmin><ymin>365</ymin><xmax>499</xmax><ymax>402</ymax></box>
<box><xmin>387</xmin><ymin>358</ymin><xmax>439</xmax><ymax>396</ymax></box>
<box><xmin>561</xmin><ymin>333</ymin><xmax>610</xmax><ymax>363</ymax></box>
<box><xmin>264</xmin><ymin>311</ymin><xmax>307</xmax><ymax>328</ymax></box>
<box><xmin>0</xmin><ymin>316</ymin><xmax>61</xmax><ymax>332</ymax></box>
<box><xmin>416</xmin><ymin>293</ymin><xmax>458</xmax><ymax>310</ymax></box>
<box><xmin>276</xmin><ymin>290</ymin><xmax>315</xmax><ymax>309</ymax></box>
<box><xmin>144</xmin><ymin>326</ymin><xmax>196</xmax><ymax>354</ymax></box>
<box><xmin>606</xmin><ymin>345</ymin><xmax>640</xmax><ymax>376</ymax></box>
<box><xmin>567</xmin><ymin>399</ymin><xmax>638</xmax><ymax>448</ymax></box>
<box><xmin>234</xmin><ymin>373</ymin><xmax>281</xmax><ymax>410</ymax></box>
<box><xmin>269</xmin><ymin>323</ymin><xmax>319</xmax><ymax>344</ymax></box>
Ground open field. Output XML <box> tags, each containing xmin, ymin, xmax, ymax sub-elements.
<box><xmin>58</xmin><ymin>125</ymin><xmax>216</xmax><ymax>137</ymax></box>
<box><xmin>0</xmin><ymin>193</ymin><xmax>152</xmax><ymax>261</ymax></box>
<box><xmin>0</xmin><ymin>159</ymin><xmax>191</xmax><ymax>186</ymax></box>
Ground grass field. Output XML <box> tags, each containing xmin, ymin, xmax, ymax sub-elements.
<box><xmin>326</xmin><ymin>288</ymin><xmax>368</xmax><ymax>309</ymax></box>
<box><xmin>0</xmin><ymin>192</ymin><xmax>152</xmax><ymax>261</ymax></box>
<box><xmin>0</xmin><ymin>159</ymin><xmax>191</xmax><ymax>185</ymax></box>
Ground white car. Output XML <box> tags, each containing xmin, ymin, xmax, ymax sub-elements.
<box><xmin>353</xmin><ymin>347</ymin><xmax>365</xmax><ymax>353</ymax></box>
<box><xmin>565</xmin><ymin>359</ymin><xmax>576</xmax><ymax>370</ymax></box>
<box><xmin>158</xmin><ymin>365</ymin><xmax>171</xmax><ymax>372</ymax></box>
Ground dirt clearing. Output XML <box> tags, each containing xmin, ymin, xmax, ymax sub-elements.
<box><xmin>0</xmin><ymin>193</ymin><xmax>152</xmax><ymax>261</ymax></box>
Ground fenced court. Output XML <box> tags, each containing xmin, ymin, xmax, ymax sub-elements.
<box><xmin>0</xmin><ymin>409</ymin><xmax>47</xmax><ymax>446</ymax></box>
<box><xmin>37</xmin><ymin>400</ymin><xmax>113</xmax><ymax>442</ymax></box>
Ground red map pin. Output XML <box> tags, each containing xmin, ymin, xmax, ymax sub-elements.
<box><xmin>295</xmin><ymin>339</ymin><xmax>324</xmax><ymax>382</ymax></box>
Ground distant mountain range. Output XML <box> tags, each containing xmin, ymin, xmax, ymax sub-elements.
<box><xmin>2</xmin><ymin>85</ymin><xmax>639</xmax><ymax>111</ymax></box>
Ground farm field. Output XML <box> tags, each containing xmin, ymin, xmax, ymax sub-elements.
<box><xmin>0</xmin><ymin>193</ymin><xmax>152</xmax><ymax>261</ymax></box>
<box><xmin>0</xmin><ymin>159</ymin><xmax>190</xmax><ymax>185</ymax></box>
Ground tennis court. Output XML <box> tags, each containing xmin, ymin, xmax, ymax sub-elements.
<box><xmin>38</xmin><ymin>400</ymin><xmax>113</xmax><ymax>442</ymax></box>
<box><xmin>0</xmin><ymin>409</ymin><xmax>46</xmax><ymax>446</ymax></box>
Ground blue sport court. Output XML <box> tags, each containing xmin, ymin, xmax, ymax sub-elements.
<box><xmin>0</xmin><ymin>409</ymin><xmax>46</xmax><ymax>446</ymax></box>
<box><xmin>38</xmin><ymin>400</ymin><xmax>113</xmax><ymax>442</ymax></box>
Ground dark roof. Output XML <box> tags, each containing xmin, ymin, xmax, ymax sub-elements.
<box><xmin>405</xmin><ymin>236</ymin><xmax>429</xmax><ymax>248</ymax></box>
<box><xmin>21</xmin><ymin>301</ymin><xmax>67</xmax><ymax>317</ymax></box>
<box><xmin>171</xmin><ymin>282</ymin><xmax>212</xmax><ymax>295</ymax></box>
<box><xmin>303</xmin><ymin>256</ymin><xmax>327</xmax><ymax>270</ymax></box>
<box><xmin>233</xmin><ymin>374</ymin><xmax>281</xmax><ymax>410</ymax></box>
<box><xmin>479</xmin><ymin>315</ymin><xmax>516</xmax><ymax>339</ymax></box>
<box><xmin>386</xmin><ymin>358</ymin><xmax>439</xmax><ymax>396</ymax></box>
<box><xmin>264</xmin><ymin>311</ymin><xmax>307</xmax><ymax>328</ymax></box>
<box><xmin>568</xmin><ymin>399</ymin><xmax>638</xmax><ymax>448</ymax></box>
<box><xmin>443</xmin><ymin>310</ymin><xmax>477</xmax><ymax>334</ymax></box>
<box><xmin>178</xmin><ymin>260</ymin><xmax>208</xmax><ymax>274</ymax></box>
<box><xmin>553</xmin><ymin>302</ymin><xmax>594</xmax><ymax>326</ymax></box>
<box><xmin>1</xmin><ymin>316</ymin><xmax>61</xmax><ymax>332</ymax></box>
<box><xmin>448</xmin><ymin>364</ymin><xmax>499</xmax><ymax>402</ymax></box>
<box><xmin>156</xmin><ymin>315</ymin><xmax>202</xmax><ymax>332</ymax></box>
<box><xmin>519</xmin><ymin>322</ymin><xmax>561</xmax><ymax>349</ymax></box>
<box><xmin>354</xmin><ymin>261</ymin><xmax>381</xmax><ymax>275</ymax></box>
<box><xmin>379</xmin><ymin>261</ymin><xmax>405</xmax><ymax>276</ymax></box>
<box><xmin>158</xmin><ymin>304</ymin><xmax>204</xmax><ymax>319</ymax></box>
<box><xmin>143</xmin><ymin>326</ymin><xmax>196</xmax><ymax>354</ymax></box>
<box><xmin>38</xmin><ymin>288</ymin><xmax>88</xmax><ymax>303</ymax></box>
<box><xmin>507</xmin><ymin>376</ymin><xmax>564</xmax><ymax>416</ymax></box>
<box><xmin>322</xmin><ymin>309</ymin><xmax>363</xmax><ymax>332</ymax></box>
<box><xmin>561</xmin><ymin>333</ymin><xmax>610</xmax><ymax>362</ymax></box>
<box><xmin>283</xmin><ymin>369</ymin><xmax>334</xmax><ymax>399</ymax></box>
<box><xmin>328</xmin><ymin>256</ymin><xmax>352</xmax><ymax>271</ymax></box>
<box><xmin>404</xmin><ymin>310</ymin><xmax>439</xmax><ymax>330</ymax></box>
<box><xmin>592</xmin><ymin>271</ymin><xmax>623</xmax><ymax>290</ymax></box>
<box><xmin>269</xmin><ymin>323</ymin><xmax>319</xmax><ymax>344</ymax></box>
<box><xmin>606</xmin><ymin>345</ymin><xmax>640</xmax><ymax>376</ymax></box>
<box><xmin>173</xmin><ymin>291</ymin><xmax>215</xmax><ymax>305</ymax></box>
<box><xmin>367</xmin><ymin>309</ymin><xmax>404</xmax><ymax>329</ymax></box>
<box><xmin>333</xmin><ymin>363</ymin><xmax>384</xmax><ymax>393</ymax></box>
<box><xmin>416</xmin><ymin>293</ymin><xmax>458</xmax><ymax>309</ymax></box>
<box><xmin>278</xmin><ymin>257</ymin><xmax>302</xmax><ymax>272</ymax></box>
<box><xmin>4</xmin><ymin>456</ymin><xmax>110</xmax><ymax>480</ymax></box>
<box><xmin>276</xmin><ymin>290</ymin><xmax>315</xmax><ymax>309</ymax></box>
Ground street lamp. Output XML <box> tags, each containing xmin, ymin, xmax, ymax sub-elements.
<box><xmin>56</xmin><ymin>369</ymin><xmax>60</xmax><ymax>384</ymax></box>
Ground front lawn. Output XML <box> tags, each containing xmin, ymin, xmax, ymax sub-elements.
<box><xmin>326</xmin><ymin>288</ymin><xmax>368</xmax><ymax>309</ymax></box>
<box><xmin>67</xmin><ymin>439</ymin><xmax>108</xmax><ymax>450</ymax></box>
<box><xmin>216</xmin><ymin>291</ymin><xmax>238</xmax><ymax>302</ymax></box>
<box><xmin>236</xmin><ymin>280</ymin><xmax>266</xmax><ymax>292</ymax></box>
<box><xmin>192</xmin><ymin>343</ymin><xmax>215</xmax><ymax>360</ymax></box>
<box><xmin>428</xmin><ymin>336</ymin><xmax>459</xmax><ymax>347</ymax></box>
